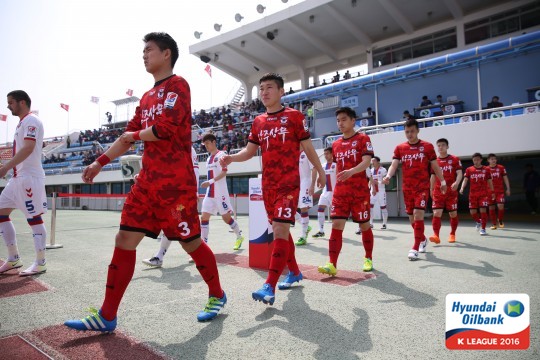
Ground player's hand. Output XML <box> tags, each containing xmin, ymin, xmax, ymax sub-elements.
<box><xmin>491</xmin><ymin>193</ymin><xmax>496</xmax><ymax>200</ymax></box>
<box><xmin>382</xmin><ymin>176</ymin><xmax>391</xmax><ymax>185</ymax></box>
<box><xmin>308</xmin><ymin>185</ymin><xmax>315</xmax><ymax>196</ymax></box>
<box><xmin>506</xmin><ymin>189</ymin><xmax>511</xmax><ymax>196</ymax></box>
<box><xmin>82</xmin><ymin>162</ymin><xmax>102</xmax><ymax>183</ymax></box>
<box><xmin>459</xmin><ymin>188</ymin><xmax>464</xmax><ymax>195</ymax></box>
<box><xmin>316</xmin><ymin>169</ymin><xmax>326</xmax><ymax>189</ymax></box>
<box><xmin>133</xmin><ymin>173</ymin><xmax>139</xmax><ymax>184</ymax></box>
<box><xmin>451</xmin><ymin>182</ymin><xmax>459</xmax><ymax>191</ymax></box>
<box><xmin>440</xmin><ymin>183</ymin><xmax>447</xmax><ymax>194</ymax></box>
<box><xmin>201</xmin><ymin>181</ymin><xmax>210</xmax><ymax>188</ymax></box>
<box><xmin>220</xmin><ymin>155</ymin><xmax>232</xmax><ymax>167</ymax></box>
<box><xmin>337</xmin><ymin>169</ymin><xmax>354</xmax><ymax>182</ymax></box>
<box><xmin>0</xmin><ymin>164</ymin><xmax>8</xmax><ymax>179</ymax></box>
<box><xmin>120</xmin><ymin>132</ymin><xmax>136</xmax><ymax>144</ymax></box>
<box><xmin>371</xmin><ymin>189</ymin><xmax>376</xmax><ymax>196</ymax></box>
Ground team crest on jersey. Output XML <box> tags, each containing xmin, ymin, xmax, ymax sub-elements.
<box><xmin>26</xmin><ymin>126</ymin><xmax>37</xmax><ymax>137</ymax></box>
<box><xmin>352</xmin><ymin>141</ymin><xmax>358</xmax><ymax>147</ymax></box>
<box><xmin>366</xmin><ymin>142</ymin><xmax>373</xmax><ymax>151</ymax></box>
<box><xmin>419</xmin><ymin>146</ymin><xmax>424</xmax><ymax>152</ymax></box>
<box><xmin>164</xmin><ymin>92</ymin><xmax>178</xmax><ymax>108</ymax></box>
<box><xmin>448</xmin><ymin>159</ymin><xmax>453</xmax><ymax>164</ymax></box>
<box><xmin>158</xmin><ymin>88</ymin><xmax>165</xmax><ymax>99</ymax></box>
<box><xmin>280</xmin><ymin>116</ymin><xmax>288</xmax><ymax>124</ymax></box>
<box><xmin>301</xmin><ymin>154</ymin><xmax>306</xmax><ymax>159</ymax></box>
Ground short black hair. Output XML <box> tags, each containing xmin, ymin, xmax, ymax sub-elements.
<box><xmin>367</xmin><ymin>107</ymin><xmax>372</xmax><ymax>111</ymax></box>
<box><xmin>437</xmin><ymin>138</ymin><xmax>449</xmax><ymax>146</ymax></box>
<box><xmin>143</xmin><ymin>32</ymin><xmax>179</xmax><ymax>68</ymax></box>
<box><xmin>202</xmin><ymin>133</ymin><xmax>216</xmax><ymax>143</ymax></box>
<box><xmin>324</xmin><ymin>146</ymin><xmax>333</xmax><ymax>153</ymax></box>
<box><xmin>403</xmin><ymin>110</ymin><xmax>410</xmax><ymax>115</ymax></box>
<box><xmin>422</xmin><ymin>95</ymin><xmax>428</xmax><ymax>100</ymax></box>
<box><xmin>259</xmin><ymin>73</ymin><xmax>284</xmax><ymax>89</ymax></box>
<box><xmin>335</xmin><ymin>107</ymin><xmax>357</xmax><ymax>118</ymax></box>
<box><xmin>7</xmin><ymin>90</ymin><xmax>31</xmax><ymax>107</ymax></box>
<box><xmin>492</xmin><ymin>96</ymin><xmax>499</xmax><ymax>100</ymax></box>
<box><xmin>373</xmin><ymin>156</ymin><xmax>381</xmax><ymax>162</ymax></box>
<box><xmin>472</xmin><ymin>152</ymin><xmax>483</xmax><ymax>159</ymax></box>
<box><xmin>488</xmin><ymin>153</ymin><xmax>497</xmax><ymax>159</ymax></box>
<box><xmin>405</xmin><ymin>118</ymin><xmax>419</xmax><ymax>129</ymax></box>
<box><xmin>437</xmin><ymin>94</ymin><xmax>442</xmax><ymax>98</ymax></box>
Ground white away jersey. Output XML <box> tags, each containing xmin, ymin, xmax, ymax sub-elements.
<box><xmin>370</xmin><ymin>166</ymin><xmax>387</xmax><ymax>193</ymax></box>
<box><xmin>299</xmin><ymin>151</ymin><xmax>313</xmax><ymax>183</ymax></box>
<box><xmin>206</xmin><ymin>150</ymin><xmax>229</xmax><ymax>198</ymax></box>
<box><xmin>13</xmin><ymin>113</ymin><xmax>45</xmax><ymax>178</ymax></box>
<box><xmin>192</xmin><ymin>146</ymin><xmax>199</xmax><ymax>185</ymax></box>
<box><xmin>323</xmin><ymin>162</ymin><xmax>337</xmax><ymax>193</ymax></box>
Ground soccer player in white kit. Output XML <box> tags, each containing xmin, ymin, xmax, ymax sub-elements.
<box><xmin>0</xmin><ymin>90</ymin><xmax>48</xmax><ymax>276</ymax></box>
<box><xmin>294</xmin><ymin>149</ymin><xmax>316</xmax><ymax>245</ymax></box>
<box><xmin>142</xmin><ymin>145</ymin><xmax>200</xmax><ymax>267</ymax></box>
<box><xmin>369</xmin><ymin>157</ymin><xmax>389</xmax><ymax>229</ymax></box>
<box><xmin>312</xmin><ymin>147</ymin><xmax>336</xmax><ymax>238</ymax></box>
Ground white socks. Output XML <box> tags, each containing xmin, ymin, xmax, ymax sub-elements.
<box><xmin>0</xmin><ymin>220</ymin><xmax>19</xmax><ymax>261</ymax></box>
<box><xmin>155</xmin><ymin>234</ymin><xmax>172</xmax><ymax>260</ymax></box>
<box><xmin>30</xmin><ymin>223</ymin><xmax>47</xmax><ymax>266</ymax></box>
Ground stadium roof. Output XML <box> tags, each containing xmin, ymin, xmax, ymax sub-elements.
<box><xmin>111</xmin><ymin>96</ymin><xmax>140</xmax><ymax>106</ymax></box>
<box><xmin>189</xmin><ymin>0</ymin><xmax>513</xmax><ymax>92</ymax></box>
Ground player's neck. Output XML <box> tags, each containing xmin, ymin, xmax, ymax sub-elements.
<box><xmin>18</xmin><ymin>111</ymin><xmax>31</xmax><ymax>121</ymax></box>
<box><xmin>408</xmin><ymin>138</ymin><xmax>420</xmax><ymax>145</ymax></box>
<box><xmin>342</xmin><ymin>129</ymin><xmax>356</xmax><ymax>138</ymax></box>
<box><xmin>152</xmin><ymin>68</ymin><xmax>174</xmax><ymax>84</ymax></box>
<box><xmin>266</xmin><ymin>103</ymin><xmax>284</xmax><ymax>114</ymax></box>
<box><xmin>210</xmin><ymin>149</ymin><xmax>219</xmax><ymax>156</ymax></box>
<box><xmin>439</xmin><ymin>152</ymin><xmax>448</xmax><ymax>158</ymax></box>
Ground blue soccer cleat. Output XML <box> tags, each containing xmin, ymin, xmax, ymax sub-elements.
<box><xmin>197</xmin><ymin>292</ymin><xmax>227</xmax><ymax>322</ymax></box>
<box><xmin>252</xmin><ymin>283</ymin><xmax>275</xmax><ymax>305</ymax></box>
<box><xmin>277</xmin><ymin>271</ymin><xmax>303</xmax><ymax>290</ymax></box>
<box><xmin>64</xmin><ymin>308</ymin><xmax>117</xmax><ymax>333</ymax></box>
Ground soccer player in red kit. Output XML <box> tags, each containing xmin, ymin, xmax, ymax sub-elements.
<box><xmin>317</xmin><ymin>107</ymin><xmax>375</xmax><ymax>275</ymax></box>
<box><xmin>429</xmin><ymin>138</ymin><xmax>463</xmax><ymax>244</ymax></box>
<box><xmin>65</xmin><ymin>33</ymin><xmax>225</xmax><ymax>332</ymax></box>
<box><xmin>383</xmin><ymin>119</ymin><xmax>447</xmax><ymax>261</ymax></box>
<box><xmin>220</xmin><ymin>73</ymin><xmax>325</xmax><ymax>305</ymax></box>
<box><xmin>487</xmin><ymin>153</ymin><xmax>510</xmax><ymax>229</ymax></box>
<box><xmin>460</xmin><ymin>153</ymin><xmax>494</xmax><ymax>236</ymax></box>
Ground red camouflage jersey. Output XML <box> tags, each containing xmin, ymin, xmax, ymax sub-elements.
<box><xmin>248</xmin><ymin>107</ymin><xmax>310</xmax><ymax>190</ymax></box>
<box><xmin>393</xmin><ymin>140</ymin><xmax>437</xmax><ymax>192</ymax></box>
<box><xmin>126</xmin><ymin>75</ymin><xmax>195</xmax><ymax>191</ymax></box>
<box><xmin>332</xmin><ymin>132</ymin><xmax>374</xmax><ymax>196</ymax></box>
<box><xmin>488</xmin><ymin>164</ymin><xmax>507</xmax><ymax>193</ymax></box>
<box><xmin>432</xmin><ymin>154</ymin><xmax>462</xmax><ymax>193</ymax></box>
<box><xmin>465</xmin><ymin>165</ymin><xmax>492</xmax><ymax>197</ymax></box>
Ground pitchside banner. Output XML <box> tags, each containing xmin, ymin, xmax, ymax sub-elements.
<box><xmin>248</xmin><ymin>178</ymin><xmax>273</xmax><ymax>269</ymax></box>
<box><xmin>446</xmin><ymin>294</ymin><xmax>529</xmax><ymax>350</ymax></box>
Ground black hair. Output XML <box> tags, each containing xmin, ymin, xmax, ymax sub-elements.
<box><xmin>488</xmin><ymin>153</ymin><xmax>497</xmax><ymax>159</ymax></box>
<box><xmin>7</xmin><ymin>90</ymin><xmax>31</xmax><ymax>107</ymax></box>
<box><xmin>324</xmin><ymin>146</ymin><xmax>333</xmax><ymax>153</ymax></box>
<box><xmin>472</xmin><ymin>152</ymin><xmax>483</xmax><ymax>159</ymax></box>
<box><xmin>373</xmin><ymin>156</ymin><xmax>381</xmax><ymax>162</ymax></box>
<box><xmin>335</xmin><ymin>107</ymin><xmax>357</xmax><ymax>119</ymax></box>
<box><xmin>202</xmin><ymin>133</ymin><xmax>217</xmax><ymax>143</ymax></box>
<box><xmin>405</xmin><ymin>118</ymin><xmax>419</xmax><ymax>129</ymax></box>
<box><xmin>143</xmin><ymin>32</ymin><xmax>179</xmax><ymax>68</ymax></box>
<box><xmin>259</xmin><ymin>73</ymin><xmax>284</xmax><ymax>89</ymax></box>
<box><xmin>437</xmin><ymin>138</ymin><xmax>449</xmax><ymax>146</ymax></box>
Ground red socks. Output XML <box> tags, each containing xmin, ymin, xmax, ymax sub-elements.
<box><xmin>413</xmin><ymin>220</ymin><xmax>425</xmax><ymax>251</ymax></box>
<box><xmin>480</xmin><ymin>212</ymin><xmax>487</xmax><ymax>230</ymax></box>
<box><xmin>489</xmin><ymin>208</ymin><xmax>497</xmax><ymax>225</ymax></box>
<box><xmin>266</xmin><ymin>238</ymin><xmax>289</xmax><ymax>289</ymax></box>
<box><xmin>101</xmin><ymin>247</ymin><xmax>136</xmax><ymax>321</ymax></box>
<box><xmin>432</xmin><ymin>216</ymin><xmax>441</xmax><ymax>237</ymax></box>
<box><xmin>189</xmin><ymin>241</ymin><xmax>224</xmax><ymax>298</ymax></box>
<box><xmin>286</xmin><ymin>234</ymin><xmax>300</xmax><ymax>275</ymax></box>
<box><xmin>361</xmin><ymin>228</ymin><xmax>374</xmax><ymax>259</ymax></box>
<box><xmin>471</xmin><ymin>212</ymin><xmax>480</xmax><ymax>223</ymax></box>
<box><xmin>498</xmin><ymin>208</ymin><xmax>504</xmax><ymax>223</ymax></box>
<box><xmin>329</xmin><ymin>228</ymin><xmax>343</xmax><ymax>267</ymax></box>
<box><xmin>450</xmin><ymin>216</ymin><xmax>459</xmax><ymax>235</ymax></box>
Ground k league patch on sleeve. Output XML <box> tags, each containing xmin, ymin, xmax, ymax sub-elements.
<box><xmin>164</xmin><ymin>92</ymin><xmax>178</xmax><ymax>109</ymax></box>
<box><xmin>26</xmin><ymin>126</ymin><xmax>37</xmax><ymax>138</ymax></box>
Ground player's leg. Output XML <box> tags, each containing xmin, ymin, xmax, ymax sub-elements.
<box><xmin>353</xmin><ymin>196</ymin><xmax>374</xmax><ymax>272</ymax></box>
<box><xmin>497</xmin><ymin>195</ymin><xmax>505</xmax><ymax>228</ymax></box>
<box><xmin>313</xmin><ymin>203</ymin><xmax>327</xmax><ymax>237</ymax></box>
<box><xmin>369</xmin><ymin>195</ymin><xmax>376</xmax><ymax>228</ymax></box>
<box><xmin>19</xmin><ymin>215</ymin><xmax>48</xmax><ymax>276</ymax></box>
<box><xmin>277</xmin><ymin>231</ymin><xmax>303</xmax><ymax>290</ymax></box>
<box><xmin>469</xmin><ymin>196</ymin><xmax>481</xmax><ymax>230</ymax></box>
<box><xmin>409</xmin><ymin>191</ymin><xmax>428</xmax><ymax>260</ymax></box>
<box><xmin>488</xmin><ymin>203</ymin><xmax>498</xmax><ymax>230</ymax></box>
<box><xmin>221</xmin><ymin>211</ymin><xmax>244</xmax><ymax>250</ymax></box>
<box><xmin>200</xmin><ymin>196</ymin><xmax>216</xmax><ymax>243</ymax></box>
<box><xmin>318</xmin><ymin>218</ymin><xmax>345</xmax><ymax>276</ymax></box>
<box><xmin>479</xmin><ymin>196</ymin><xmax>489</xmax><ymax>235</ymax></box>
<box><xmin>142</xmin><ymin>233</ymin><xmax>172</xmax><ymax>267</ymax></box>
<box><xmin>380</xmin><ymin>192</ymin><xmax>388</xmax><ymax>229</ymax></box>
<box><xmin>448</xmin><ymin>210</ymin><xmax>458</xmax><ymax>243</ymax></box>
<box><xmin>295</xmin><ymin>206</ymin><xmax>311</xmax><ymax>245</ymax></box>
<box><xmin>430</xmin><ymin>209</ymin><xmax>443</xmax><ymax>244</ymax></box>
<box><xmin>0</xmin><ymin>207</ymin><xmax>21</xmax><ymax>274</ymax></box>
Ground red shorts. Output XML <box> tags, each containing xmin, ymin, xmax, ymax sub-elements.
<box><xmin>263</xmin><ymin>186</ymin><xmax>300</xmax><ymax>224</ymax></box>
<box><xmin>432</xmin><ymin>190</ymin><xmax>458</xmax><ymax>212</ymax></box>
<box><xmin>490</xmin><ymin>192</ymin><xmax>505</xmax><ymax>205</ymax></box>
<box><xmin>403</xmin><ymin>189</ymin><xmax>429</xmax><ymax>215</ymax></box>
<box><xmin>469</xmin><ymin>194</ymin><xmax>489</xmax><ymax>209</ymax></box>
<box><xmin>331</xmin><ymin>190</ymin><xmax>371</xmax><ymax>223</ymax></box>
<box><xmin>120</xmin><ymin>183</ymin><xmax>200</xmax><ymax>242</ymax></box>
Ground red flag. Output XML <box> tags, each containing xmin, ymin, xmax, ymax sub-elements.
<box><xmin>205</xmin><ymin>64</ymin><xmax>212</xmax><ymax>78</ymax></box>
<box><xmin>126</xmin><ymin>89</ymin><xmax>133</xmax><ymax>96</ymax></box>
<box><xmin>60</xmin><ymin>103</ymin><xmax>69</xmax><ymax>112</ymax></box>
<box><xmin>90</xmin><ymin>96</ymin><xmax>100</xmax><ymax>104</ymax></box>
<box><xmin>0</xmin><ymin>114</ymin><xmax>7</xmax><ymax>121</ymax></box>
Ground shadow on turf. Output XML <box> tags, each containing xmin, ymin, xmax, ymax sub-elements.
<box><xmin>237</xmin><ymin>290</ymin><xmax>372</xmax><ymax>359</ymax></box>
<box><xmin>131</xmin><ymin>264</ymin><xmax>203</xmax><ymax>290</ymax></box>
<box><xmin>420</xmin><ymin>253</ymin><xmax>503</xmax><ymax>277</ymax></box>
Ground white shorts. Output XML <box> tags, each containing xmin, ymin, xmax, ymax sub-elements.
<box><xmin>0</xmin><ymin>176</ymin><xmax>48</xmax><ymax>218</ymax></box>
<box><xmin>299</xmin><ymin>181</ymin><xmax>313</xmax><ymax>208</ymax></box>
<box><xmin>318</xmin><ymin>191</ymin><xmax>333</xmax><ymax>208</ymax></box>
<box><xmin>201</xmin><ymin>194</ymin><xmax>233</xmax><ymax>216</ymax></box>
<box><xmin>370</xmin><ymin>191</ymin><xmax>387</xmax><ymax>208</ymax></box>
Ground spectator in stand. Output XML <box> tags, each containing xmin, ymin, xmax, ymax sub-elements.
<box><xmin>288</xmin><ymin>87</ymin><xmax>295</xmax><ymax>94</ymax></box>
<box><xmin>322</xmin><ymin>79</ymin><xmax>327</xmax><ymax>85</ymax></box>
<box><xmin>366</xmin><ymin>107</ymin><xmax>376</xmax><ymax>118</ymax></box>
<box><xmin>332</xmin><ymin>71</ymin><xmax>340</xmax><ymax>83</ymax></box>
<box><xmin>420</xmin><ymin>96</ymin><xmax>432</xmax><ymax>107</ymax></box>
<box><xmin>343</xmin><ymin>70</ymin><xmax>351</xmax><ymax>80</ymax></box>
<box><xmin>487</xmin><ymin>96</ymin><xmax>503</xmax><ymax>109</ymax></box>
<box><xmin>403</xmin><ymin>110</ymin><xmax>415</xmax><ymax>121</ymax></box>
<box><xmin>435</xmin><ymin>95</ymin><xmax>444</xmax><ymax>104</ymax></box>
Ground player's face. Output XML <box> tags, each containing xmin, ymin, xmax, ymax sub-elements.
<box><xmin>259</xmin><ymin>80</ymin><xmax>284</xmax><ymax>109</ymax></box>
<box><xmin>324</xmin><ymin>150</ymin><xmax>333</xmax><ymax>163</ymax></box>
<box><xmin>488</xmin><ymin>157</ymin><xmax>497</xmax><ymax>166</ymax></box>
<box><xmin>437</xmin><ymin>142</ymin><xmax>448</xmax><ymax>155</ymax></box>
<box><xmin>202</xmin><ymin>140</ymin><xmax>216</xmax><ymax>152</ymax></box>
<box><xmin>371</xmin><ymin>158</ymin><xmax>379</xmax><ymax>168</ymax></box>
<box><xmin>472</xmin><ymin>156</ymin><xmax>482</xmax><ymax>167</ymax></box>
<box><xmin>336</xmin><ymin>113</ymin><xmax>355</xmax><ymax>134</ymax></box>
<box><xmin>143</xmin><ymin>41</ymin><xmax>169</xmax><ymax>74</ymax></box>
<box><xmin>404</xmin><ymin>125</ymin><xmax>419</xmax><ymax>143</ymax></box>
<box><xmin>7</xmin><ymin>96</ymin><xmax>22</xmax><ymax>116</ymax></box>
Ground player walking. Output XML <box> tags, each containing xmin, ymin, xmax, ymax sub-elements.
<box><xmin>383</xmin><ymin>119</ymin><xmax>447</xmax><ymax>261</ymax></box>
<box><xmin>221</xmin><ymin>73</ymin><xmax>325</xmax><ymax>305</ymax></box>
<box><xmin>0</xmin><ymin>90</ymin><xmax>48</xmax><ymax>276</ymax></box>
<box><xmin>65</xmin><ymin>33</ymin><xmax>226</xmax><ymax>333</ymax></box>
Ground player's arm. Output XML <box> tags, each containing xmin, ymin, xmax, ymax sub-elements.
<box><xmin>430</xmin><ymin>174</ymin><xmax>436</xmax><ymax>198</ymax></box>
<box><xmin>0</xmin><ymin>139</ymin><xmax>35</xmax><ymax>177</ymax></box>
<box><xmin>431</xmin><ymin>160</ymin><xmax>447</xmax><ymax>194</ymax></box>
<box><xmin>220</xmin><ymin>142</ymin><xmax>258</xmax><ymax>166</ymax></box>
<box><xmin>309</xmin><ymin>167</ymin><xmax>317</xmax><ymax>195</ymax></box>
<box><xmin>488</xmin><ymin>178</ymin><xmax>494</xmax><ymax>193</ymax></box>
<box><xmin>453</xmin><ymin>169</ymin><xmax>463</xmax><ymax>191</ymax></box>
<box><xmin>337</xmin><ymin>154</ymin><xmax>371</xmax><ymax>182</ymax></box>
<box><xmin>503</xmin><ymin>174</ymin><xmax>511</xmax><ymax>196</ymax></box>
<box><xmin>459</xmin><ymin>177</ymin><xmax>468</xmax><ymax>194</ymax></box>
<box><xmin>383</xmin><ymin>159</ymin><xmax>400</xmax><ymax>184</ymax></box>
<box><xmin>82</xmin><ymin>138</ymin><xmax>132</xmax><ymax>184</ymax></box>
<box><xmin>301</xmin><ymin>139</ymin><xmax>326</xmax><ymax>189</ymax></box>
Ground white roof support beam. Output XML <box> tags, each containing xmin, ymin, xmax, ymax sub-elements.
<box><xmin>285</xmin><ymin>19</ymin><xmax>337</xmax><ymax>61</ymax></box>
<box><xmin>443</xmin><ymin>0</ymin><xmax>464</xmax><ymax>20</ymax></box>
<box><xmin>253</xmin><ymin>32</ymin><xmax>303</xmax><ymax>66</ymax></box>
<box><xmin>221</xmin><ymin>43</ymin><xmax>274</xmax><ymax>74</ymax></box>
<box><xmin>324</xmin><ymin>3</ymin><xmax>372</xmax><ymax>46</ymax></box>
<box><xmin>378</xmin><ymin>0</ymin><xmax>414</xmax><ymax>34</ymax></box>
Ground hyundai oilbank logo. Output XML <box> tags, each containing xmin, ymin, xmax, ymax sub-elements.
<box><xmin>504</xmin><ymin>300</ymin><xmax>524</xmax><ymax>317</ymax></box>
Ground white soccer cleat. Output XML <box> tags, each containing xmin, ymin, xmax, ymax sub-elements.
<box><xmin>142</xmin><ymin>257</ymin><xmax>163</xmax><ymax>268</ymax></box>
<box><xmin>479</xmin><ymin>229</ymin><xmax>487</xmax><ymax>236</ymax></box>
<box><xmin>0</xmin><ymin>259</ymin><xmax>23</xmax><ymax>274</ymax></box>
<box><xmin>418</xmin><ymin>238</ymin><xmax>428</xmax><ymax>253</ymax></box>
<box><xmin>19</xmin><ymin>262</ymin><xmax>46</xmax><ymax>276</ymax></box>
<box><xmin>408</xmin><ymin>250</ymin><xmax>419</xmax><ymax>261</ymax></box>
